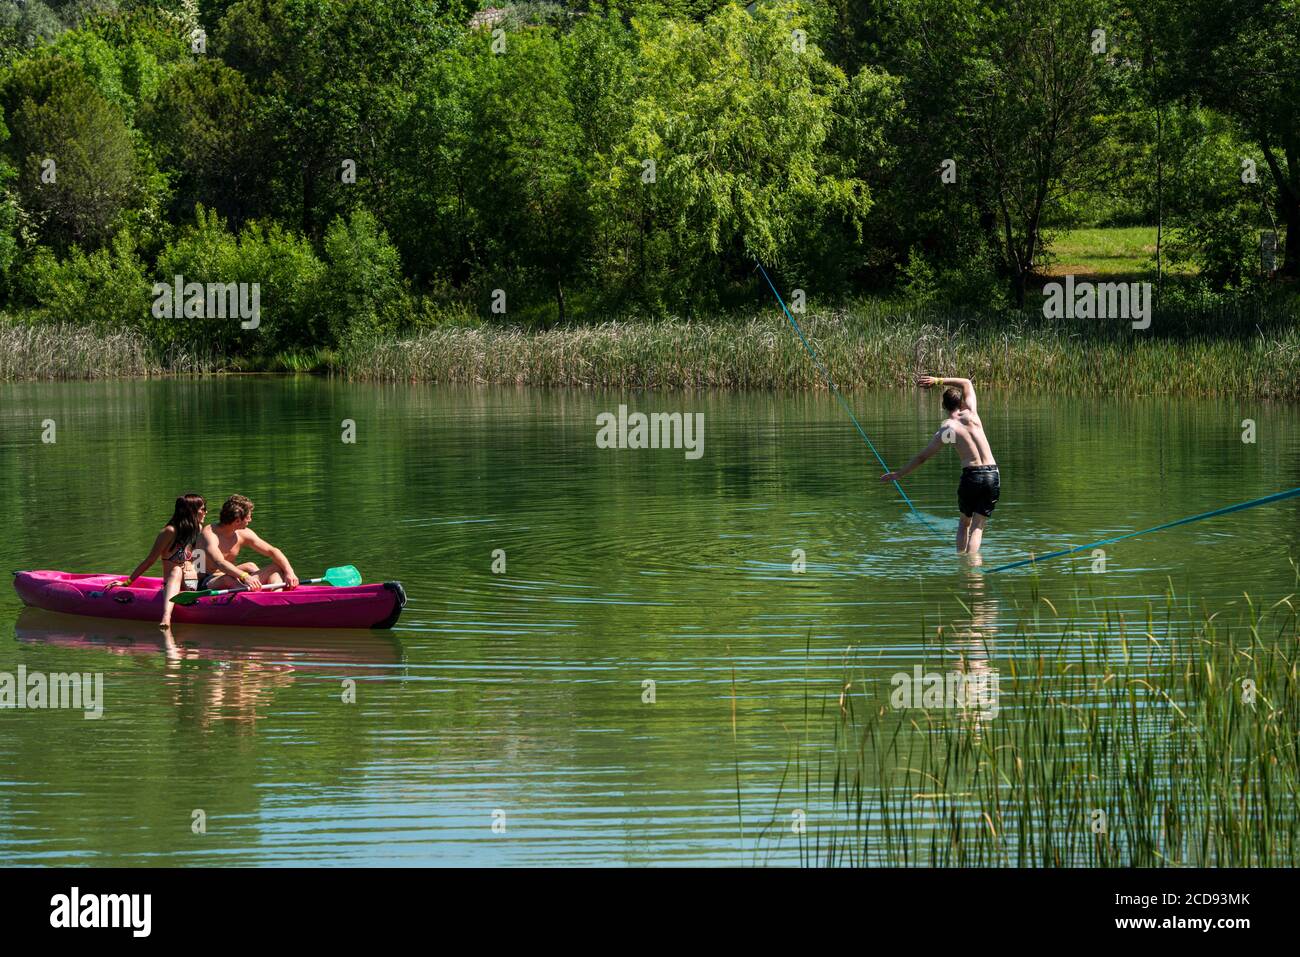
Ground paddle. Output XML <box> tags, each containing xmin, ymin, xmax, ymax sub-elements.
<box><xmin>170</xmin><ymin>565</ymin><xmax>362</xmax><ymax>605</ymax></box>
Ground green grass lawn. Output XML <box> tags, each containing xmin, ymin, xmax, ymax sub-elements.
<box><xmin>1042</xmin><ymin>226</ymin><xmax>1196</xmax><ymax>278</ymax></box>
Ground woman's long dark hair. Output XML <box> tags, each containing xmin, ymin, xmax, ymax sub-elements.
<box><xmin>166</xmin><ymin>493</ymin><xmax>206</xmax><ymax>555</ymax></box>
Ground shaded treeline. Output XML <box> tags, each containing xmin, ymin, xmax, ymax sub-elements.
<box><xmin>0</xmin><ymin>0</ymin><xmax>1295</xmax><ymax>364</ymax></box>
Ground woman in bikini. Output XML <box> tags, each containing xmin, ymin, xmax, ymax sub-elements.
<box><xmin>115</xmin><ymin>493</ymin><xmax>261</xmax><ymax>627</ymax></box>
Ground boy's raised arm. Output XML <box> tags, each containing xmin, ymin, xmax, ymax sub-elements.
<box><xmin>918</xmin><ymin>374</ymin><xmax>976</xmax><ymax>414</ymax></box>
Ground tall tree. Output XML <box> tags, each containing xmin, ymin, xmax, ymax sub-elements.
<box><xmin>597</xmin><ymin>2</ymin><xmax>874</xmax><ymax>309</ymax></box>
<box><xmin>384</xmin><ymin>36</ymin><xmax>480</xmax><ymax>288</ymax></box>
<box><xmin>0</xmin><ymin>109</ymin><xmax>20</xmax><ymax>300</ymax></box>
<box><xmin>466</xmin><ymin>26</ymin><xmax>591</xmax><ymax>321</ymax></box>
<box><xmin>3</xmin><ymin>56</ymin><xmax>141</xmax><ymax>251</ymax></box>
<box><xmin>139</xmin><ymin>58</ymin><xmax>270</xmax><ymax>228</ymax></box>
<box><xmin>1153</xmin><ymin>0</ymin><xmax>1300</xmax><ymax>277</ymax></box>
<box><xmin>883</xmin><ymin>0</ymin><xmax>1116</xmax><ymax>305</ymax></box>
<box><xmin>214</xmin><ymin>0</ymin><xmax>454</xmax><ymax>240</ymax></box>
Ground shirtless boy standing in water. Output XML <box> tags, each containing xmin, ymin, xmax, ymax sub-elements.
<box><xmin>879</xmin><ymin>375</ymin><xmax>999</xmax><ymax>555</ymax></box>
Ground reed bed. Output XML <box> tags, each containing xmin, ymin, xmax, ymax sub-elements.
<box><xmin>0</xmin><ymin>322</ymin><xmax>160</xmax><ymax>379</ymax></box>
<box><xmin>779</xmin><ymin>578</ymin><xmax>1300</xmax><ymax>867</ymax></box>
<box><xmin>0</xmin><ymin>322</ymin><xmax>222</xmax><ymax>379</ymax></box>
<box><xmin>342</xmin><ymin>300</ymin><xmax>1300</xmax><ymax>399</ymax></box>
<box><xmin>7</xmin><ymin>295</ymin><xmax>1299</xmax><ymax>395</ymax></box>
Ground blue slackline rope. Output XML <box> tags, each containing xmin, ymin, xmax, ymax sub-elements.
<box><xmin>755</xmin><ymin>260</ymin><xmax>942</xmax><ymax>539</ymax></box>
<box><xmin>987</xmin><ymin>485</ymin><xmax>1300</xmax><ymax>573</ymax></box>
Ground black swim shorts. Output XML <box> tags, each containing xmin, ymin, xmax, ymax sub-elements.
<box><xmin>958</xmin><ymin>465</ymin><xmax>1000</xmax><ymax>518</ymax></box>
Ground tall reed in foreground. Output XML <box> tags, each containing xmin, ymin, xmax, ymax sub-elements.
<box><xmin>770</xmin><ymin>577</ymin><xmax>1300</xmax><ymax>866</ymax></box>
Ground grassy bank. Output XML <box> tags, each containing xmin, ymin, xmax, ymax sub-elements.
<box><xmin>0</xmin><ymin>321</ymin><xmax>306</xmax><ymax>379</ymax></box>
<box><xmin>776</xmin><ymin>573</ymin><xmax>1300</xmax><ymax>866</ymax></box>
<box><xmin>341</xmin><ymin>300</ymin><xmax>1300</xmax><ymax>399</ymax></box>
<box><xmin>6</xmin><ymin>294</ymin><xmax>1299</xmax><ymax>398</ymax></box>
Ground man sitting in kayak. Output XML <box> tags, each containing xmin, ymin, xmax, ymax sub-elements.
<box><xmin>117</xmin><ymin>493</ymin><xmax>262</xmax><ymax>627</ymax></box>
<box><xmin>197</xmin><ymin>495</ymin><xmax>300</xmax><ymax>592</ymax></box>
<box><xmin>878</xmin><ymin>374</ymin><xmax>1000</xmax><ymax>556</ymax></box>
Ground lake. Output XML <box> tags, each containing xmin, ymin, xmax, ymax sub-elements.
<box><xmin>1</xmin><ymin>378</ymin><xmax>1297</xmax><ymax>865</ymax></box>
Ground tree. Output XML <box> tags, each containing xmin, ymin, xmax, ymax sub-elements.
<box><xmin>0</xmin><ymin>1</ymin><xmax>65</xmax><ymax>60</ymax></box>
<box><xmin>1153</xmin><ymin>0</ymin><xmax>1300</xmax><ymax>277</ymax></box>
<box><xmin>0</xmin><ymin>109</ymin><xmax>20</xmax><ymax>301</ymax></box>
<box><xmin>139</xmin><ymin>58</ymin><xmax>270</xmax><ymax>228</ymax></box>
<box><xmin>885</xmin><ymin>0</ymin><xmax>1116</xmax><ymax>306</ymax></box>
<box><xmin>383</xmin><ymin>31</ymin><xmax>480</xmax><ymax>288</ymax></box>
<box><xmin>3</xmin><ymin>56</ymin><xmax>140</xmax><ymax>251</ymax></box>
<box><xmin>465</xmin><ymin>25</ymin><xmax>591</xmax><ymax>321</ymax></box>
<box><xmin>1159</xmin><ymin>107</ymin><xmax>1262</xmax><ymax>289</ymax></box>
<box><xmin>596</xmin><ymin>2</ymin><xmax>873</xmax><ymax>310</ymax></box>
<box><xmin>214</xmin><ymin>0</ymin><xmax>455</xmax><ymax>241</ymax></box>
<box><xmin>319</xmin><ymin>209</ymin><xmax>408</xmax><ymax>343</ymax></box>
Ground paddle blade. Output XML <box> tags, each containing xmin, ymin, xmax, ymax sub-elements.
<box><xmin>171</xmin><ymin>590</ymin><xmax>209</xmax><ymax>605</ymax></box>
<box><xmin>322</xmin><ymin>565</ymin><xmax>362</xmax><ymax>587</ymax></box>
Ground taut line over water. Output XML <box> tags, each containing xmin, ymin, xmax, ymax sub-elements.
<box><xmin>755</xmin><ymin>261</ymin><xmax>941</xmax><ymax>539</ymax></box>
<box><xmin>987</xmin><ymin>485</ymin><xmax>1300</xmax><ymax>573</ymax></box>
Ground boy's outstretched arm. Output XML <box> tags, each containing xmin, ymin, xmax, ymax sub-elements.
<box><xmin>246</xmin><ymin>530</ymin><xmax>299</xmax><ymax>588</ymax></box>
<box><xmin>918</xmin><ymin>374</ymin><xmax>976</xmax><ymax>414</ymax></box>
<box><xmin>879</xmin><ymin>429</ymin><xmax>946</xmax><ymax>483</ymax></box>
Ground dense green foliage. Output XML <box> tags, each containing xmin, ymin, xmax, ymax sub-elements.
<box><xmin>0</xmin><ymin>0</ymin><xmax>1295</xmax><ymax>365</ymax></box>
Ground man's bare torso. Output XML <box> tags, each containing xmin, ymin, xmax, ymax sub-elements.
<box><xmin>203</xmin><ymin>524</ymin><xmax>245</xmax><ymax>563</ymax></box>
<box><xmin>944</xmin><ymin>409</ymin><xmax>996</xmax><ymax>467</ymax></box>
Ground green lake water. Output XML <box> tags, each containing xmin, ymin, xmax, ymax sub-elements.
<box><xmin>0</xmin><ymin>378</ymin><xmax>1297</xmax><ymax>865</ymax></box>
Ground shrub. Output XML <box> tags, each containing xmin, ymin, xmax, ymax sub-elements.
<box><xmin>318</xmin><ymin>210</ymin><xmax>410</xmax><ymax>344</ymax></box>
<box><xmin>412</xmin><ymin>296</ymin><xmax>482</xmax><ymax>329</ymax></box>
<box><xmin>152</xmin><ymin>207</ymin><xmax>324</xmax><ymax>358</ymax></box>
<box><xmin>18</xmin><ymin>230</ymin><xmax>150</xmax><ymax>328</ymax></box>
<box><xmin>897</xmin><ymin>247</ymin><xmax>939</xmax><ymax>303</ymax></box>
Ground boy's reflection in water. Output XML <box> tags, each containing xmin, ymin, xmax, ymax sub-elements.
<box><xmin>949</xmin><ymin>556</ymin><xmax>1001</xmax><ymax>735</ymax></box>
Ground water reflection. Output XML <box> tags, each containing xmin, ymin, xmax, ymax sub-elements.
<box><xmin>950</xmin><ymin>563</ymin><xmax>1001</xmax><ymax>733</ymax></box>
<box><xmin>1</xmin><ymin>379</ymin><xmax>1297</xmax><ymax>864</ymax></box>
<box><xmin>15</xmin><ymin>608</ymin><xmax>404</xmax><ymax>729</ymax></box>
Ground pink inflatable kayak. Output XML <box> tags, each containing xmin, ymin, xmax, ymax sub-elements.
<box><xmin>12</xmin><ymin>571</ymin><xmax>406</xmax><ymax>629</ymax></box>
